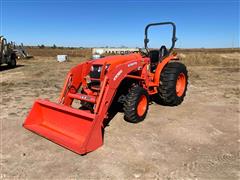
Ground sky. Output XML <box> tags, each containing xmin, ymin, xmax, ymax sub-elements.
<box><xmin>0</xmin><ymin>0</ymin><xmax>239</xmax><ymax>48</ymax></box>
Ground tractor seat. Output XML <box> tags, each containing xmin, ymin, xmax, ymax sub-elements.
<box><xmin>159</xmin><ymin>45</ymin><xmax>168</xmax><ymax>59</ymax></box>
<box><xmin>149</xmin><ymin>50</ymin><xmax>159</xmax><ymax>64</ymax></box>
<box><xmin>149</xmin><ymin>45</ymin><xmax>169</xmax><ymax>72</ymax></box>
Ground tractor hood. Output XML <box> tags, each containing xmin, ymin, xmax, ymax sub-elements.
<box><xmin>92</xmin><ymin>53</ymin><xmax>142</xmax><ymax>68</ymax></box>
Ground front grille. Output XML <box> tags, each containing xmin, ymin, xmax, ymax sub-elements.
<box><xmin>89</xmin><ymin>65</ymin><xmax>101</xmax><ymax>79</ymax></box>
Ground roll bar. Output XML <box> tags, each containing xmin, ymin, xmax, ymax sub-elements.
<box><xmin>144</xmin><ymin>22</ymin><xmax>177</xmax><ymax>53</ymax></box>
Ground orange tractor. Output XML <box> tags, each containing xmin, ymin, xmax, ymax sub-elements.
<box><xmin>23</xmin><ymin>22</ymin><xmax>188</xmax><ymax>154</ymax></box>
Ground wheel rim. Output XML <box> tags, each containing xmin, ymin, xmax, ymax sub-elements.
<box><xmin>137</xmin><ymin>95</ymin><xmax>147</xmax><ymax>116</ymax></box>
<box><xmin>176</xmin><ymin>73</ymin><xmax>186</xmax><ymax>97</ymax></box>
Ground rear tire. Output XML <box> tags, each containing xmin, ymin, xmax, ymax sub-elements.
<box><xmin>153</xmin><ymin>62</ymin><xmax>188</xmax><ymax>106</ymax></box>
<box><xmin>123</xmin><ymin>86</ymin><xmax>149</xmax><ymax>123</ymax></box>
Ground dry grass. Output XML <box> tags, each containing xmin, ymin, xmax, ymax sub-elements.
<box><xmin>179</xmin><ymin>52</ymin><xmax>240</xmax><ymax>66</ymax></box>
<box><xmin>175</xmin><ymin>48</ymin><xmax>240</xmax><ymax>53</ymax></box>
<box><xmin>26</xmin><ymin>47</ymin><xmax>92</xmax><ymax>58</ymax></box>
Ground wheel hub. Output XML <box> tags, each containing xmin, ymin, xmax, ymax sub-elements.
<box><xmin>137</xmin><ymin>95</ymin><xmax>147</xmax><ymax>116</ymax></box>
<box><xmin>176</xmin><ymin>73</ymin><xmax>186</xmax><ymax>97</ymax></box>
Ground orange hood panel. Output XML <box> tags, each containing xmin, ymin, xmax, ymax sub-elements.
<box><xmin>92</xmin><ymin>53</ymin><xmax>142</xmax><ymax>67</ymax></box>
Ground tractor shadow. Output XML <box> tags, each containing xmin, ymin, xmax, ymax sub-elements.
<box><xmin>103</xmin><ymin>102</ymin><xmax>123</xmax><ymax>128</ymax></box>
<box><xmin>101</xmin><ymin>102</ymin><xmax>123</xmax><ymax>141</ymax></box>
<box><xmin>0</xmin><ymin>65</ymin><xmax>24</xmax><ymax>72</ymax></box>
<box><xmin>102</xmin><ymin>100</ymin><xmax>155</xmax><ymax>128</ymax></box>
<box><xmin>101</xmin><ymin>96</ymin><xmax>156</xmax><ymax>141</ymax></box>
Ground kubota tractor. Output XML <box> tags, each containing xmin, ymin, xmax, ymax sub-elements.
<box><xmin>23</xmin><ymin>22</ymin><xmax>188</xmax><ymax>154</ymax></box>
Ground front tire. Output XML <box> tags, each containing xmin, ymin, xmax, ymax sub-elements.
<box><xmin>7</xmin><ymin>55</ymin><xmax>16</xmax><ymax>68</ymax></box>
<box><xmin>123</xmin><ymin>86</ymin><xmax>149</xmax><ymax>123</ymax></box>
<box><xmin>153</xmin><ymin>62</ymin><xmax>188</xmax><ymax>106</ymax></box>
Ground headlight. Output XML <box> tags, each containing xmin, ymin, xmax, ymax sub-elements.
<box><xmin>97</xmin><ymin>66</ymin><xmax>102</xmax><ymax>72</ymax></box>
<box><xmin>90</xmin><ymin>65</ymin><xmax>101</xmax><ymax>72</ymax></box>
<box><xmin>90</xmin><ymin>64</ymin><xmax>110</xmax><ymax>72</ymax></box>
<box><xmin>105</xmin><ymin>64</ymin><xmax>110</xmax><ymax>71</ymax></box>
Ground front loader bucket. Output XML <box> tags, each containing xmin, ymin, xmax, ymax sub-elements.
<box><xmin>23</xmin><ymin>99</ymin><xmax>103</xmax><ymax>154</ymax></box>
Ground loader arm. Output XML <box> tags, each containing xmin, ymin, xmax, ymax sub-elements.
<box><xmin>83</xmin><ymin>58</ymin><xmax>148</xmax><ymax>151</ymax></box>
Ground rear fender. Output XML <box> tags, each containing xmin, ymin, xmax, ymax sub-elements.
<box><xmin>153</xmin><ymin>55</ymin><xmax>178</xmax><ymax>85</ymax></box>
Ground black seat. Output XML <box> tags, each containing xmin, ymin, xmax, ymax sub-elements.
<box><xmin>149</xmin><ymin>50</ymin><xmax>159</xmax><ymax>64</ymax></box>
<box><xmin>149</xmin><ymin>50</ymin><xmax>159</xmax><ymax>72</ymax></box>
<box><xmin>159</xmin><ymin>45</ymin><xmax>168</xmax><ymax>59</ymax></box>
<box><xmin>149</xmin><ymin>45</ymin><xmax>169</xmax><ymax>72</ymax></box>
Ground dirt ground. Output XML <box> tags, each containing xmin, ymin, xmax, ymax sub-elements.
<box><xmin>0</xmin><ymin>52</ymin><xmax>239</xmax><ymax>179</ymax></box>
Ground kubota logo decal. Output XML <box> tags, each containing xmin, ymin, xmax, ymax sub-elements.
<box><xmin>113</xmin><ymin>70</ymin><xmax>123</xmax><ymax>81</ymax></box>
<box><xmin>128</xmin><ymin>62</ymin><xmax>137</xmax><ymax>67</ymax></box>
